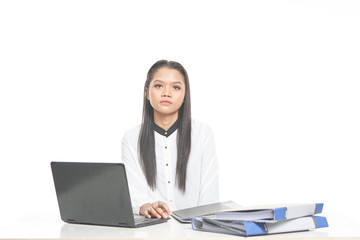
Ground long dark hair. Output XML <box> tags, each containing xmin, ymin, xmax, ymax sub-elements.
<box><xmin>138</xmin><ymin>60</ymin><xmax>191</xmax><ymax>192</ymax></box>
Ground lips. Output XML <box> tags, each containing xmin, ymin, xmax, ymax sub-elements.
<box><xmin>160</xmin><ymin>100</ymin><xmax>172</xmax><ymax>105</ymax></box>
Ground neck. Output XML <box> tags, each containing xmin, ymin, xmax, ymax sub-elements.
<box><xmin>153</xmin><ymin>111</ymin><xmax>178</xmax><ymax>130</ymax></box>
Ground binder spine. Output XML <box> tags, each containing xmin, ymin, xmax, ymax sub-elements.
<box><xmin>243</xmin><ymin>222</ymin><xmax>267</xmax><ymax>236</ymax></box>
<box><xmin>313</xmin><ymin>216</ymin><xmax>329</xmax><ymax>228</ymax></box>
<box><xmin>315</xmin><ymin>203</ymin><xmax>324</xmax><ymax>214</ymax></box>
<box><xmin>273</xmin><ymin>207</ymin><xmax>286</xmax><ymax>221</ymax></box>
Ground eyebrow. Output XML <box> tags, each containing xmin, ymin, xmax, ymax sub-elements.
<box><xmin>153</xmin><ymin>80</ymin><xmax>183</xmax><ymax>85</ymax></box>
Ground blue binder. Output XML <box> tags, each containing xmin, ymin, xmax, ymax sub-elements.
<box><xmin>191</xmin><ymin>216</ymin><xmax>328</xmax><ymax>236</ymax></box>
<box><xmin>214</xmin><ymin>203</ymin><xmax>324</xmax><ymax>222</ymax></box>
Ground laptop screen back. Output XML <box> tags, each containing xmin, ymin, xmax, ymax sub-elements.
<box><xmin>51</xmin><ymin>162</ymin><xmax>135</xmax><ymax>227</ymax></box>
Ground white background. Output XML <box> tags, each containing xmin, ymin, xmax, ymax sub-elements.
<box><xmin>1</xmin><ymin>0</ymin><xmax>359</xmax><ymax>227</ymax></box>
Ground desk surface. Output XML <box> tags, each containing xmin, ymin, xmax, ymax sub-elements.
<box><xmin>1</xmin><ymin>211</ymin><xmax>360</xmax><ymax>239</ymax></box>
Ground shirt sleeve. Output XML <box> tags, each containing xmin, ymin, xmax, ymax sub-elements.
<box><xmin>198</xmin><ymin>125</ymin><xmax>220</xmax><ymax>205</ymax></box>
<box><xmin>121</xmin><ymin>133</ymin><xmax>151</xmax><ymax>215</ymax></box>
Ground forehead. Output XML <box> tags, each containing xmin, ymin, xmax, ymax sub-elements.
<box><xmin>151</xmin><ymin>67</ymin><xmax>185</xmax><ymax>84</ymax></box>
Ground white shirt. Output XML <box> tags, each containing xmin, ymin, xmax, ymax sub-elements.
<box><xmin>121</xmin><ymin>120</ymin><xmax>219</xmax><ymax>214</ymax></box>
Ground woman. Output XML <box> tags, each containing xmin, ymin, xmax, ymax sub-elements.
<box><xmin>122</xmin><ymin>60</ymin><xmax>219</xmax><ymax>219</ymax></box>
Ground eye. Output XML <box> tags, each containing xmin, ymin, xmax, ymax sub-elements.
<box><xmin>154</xmin><ymin>84</ymin><xmax>162</xmax><ymax>88</ymax></box>
<box><xmin>173</xmin><ymin>85</ymin><xmax>181</xmax><ymax>90</ymax></box>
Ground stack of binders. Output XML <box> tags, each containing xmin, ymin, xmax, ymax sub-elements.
<box><xmin>191</xmin><ymin>203</ymin><xmax>328</xmax><ymax>236</ymax></box>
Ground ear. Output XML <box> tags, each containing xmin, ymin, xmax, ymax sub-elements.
<box><xmin>145</xmin><ymin>87</ymin><xmax>150</xmax><ymax>101</ymax></box>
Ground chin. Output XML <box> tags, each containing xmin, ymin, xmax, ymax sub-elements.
<box><xmin>154</xmin><ymin>109</ymin><xmax>179</xmax><ymax>116</ymax></box>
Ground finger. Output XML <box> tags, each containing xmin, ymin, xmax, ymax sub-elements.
<box><xmin>158</xmin><ymin>201</ymin><xmax>171</xmax><ymax>215</ymax></box>
<box><xmin>149</xmin><ymin>207</ymin><xmax>162</xmax><ymax>219</ymax></box>
<box><xmin>153</xmin><ymin>205</ymin><xmax>168</xmax><ymax>218</ymax></box>
<box><xmin>139</xmin><ymin>203</ymin><xmax>151</xmax><ymax>215</ymax></box>
<box><xmin>144</xmin><ymin>210</ymin><xmax>152</xmax><ymax>219</ymax></box>
<box><xmin>156</xmin><ymin>201</ymin><xmax>171</xmax><ymax>217</ymax></box>
<box><xmin>140</xmin><ymin>204</ymin><xmax>151</xmax><ymax>218</ymax></box>
<box><xmin>151</xmin><ymin>202</ymin><xmax>167</xmax><ymax>218</ymax></box>
<box><xmin>144</xmin><ymin>206</ymin><xmax>153</xmax><ymax>219</ymax></box>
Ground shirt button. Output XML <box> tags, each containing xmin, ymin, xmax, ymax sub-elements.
<box><xmin>166</xmin><ymin>163</ymin><xmax>168</xmax><ymax>166</ymax></box>
<box><xmin>165</xmin><ymin>146</ymin><xmax>168</xmax><ymax>149</ymax></box>
<box><xmin>168</xmin><ymin>181</ymin><xmax>170</xmax><ymax>184</ymax></box>
<box><xmin>170</xmin><ymin>200</ymin><xmax>173</xmax><ymax>203</ymax></box>
<box><xmin>165</xmin><ymin>131</ymin><xmax>168</xmax><ymax>135</ymax></box>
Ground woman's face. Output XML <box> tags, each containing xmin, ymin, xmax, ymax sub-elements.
<box><xmin>146</xmin><ymin>67</ymin><xmax>186</xmax><ymax>118</ymax></box>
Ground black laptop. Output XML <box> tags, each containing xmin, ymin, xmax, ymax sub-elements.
<box><xmin>51</xmin><ymin>162</ymin><xmax>169</xmax><ymax>227</ymax></box>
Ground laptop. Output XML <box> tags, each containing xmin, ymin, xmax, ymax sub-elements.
<box><xmin>172</xmin><ymin>201</ymin><xmax>242</xmax><ymax>223</ymax></box>
<box><xmin>51</xmin><ymin>162</ymin><xmax>169</xmax><ymax>227</ymax></box>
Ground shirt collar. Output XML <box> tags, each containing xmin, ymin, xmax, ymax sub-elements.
<box><xmin>152</xmin><ymin>120</ymin><xmax>179</xmax><ymax>138</ymax></box>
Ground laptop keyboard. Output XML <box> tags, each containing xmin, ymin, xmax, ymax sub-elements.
<box><xmin>134</xmin><ymin>215</ymin><xmax>155</xmax><ymax>223</ymax></box>
<box><xmin>134</xmin><ymin>214</ymin><xmax>162</xmax><ymax>224</ymax></box>
<box><xmin>134</xmin><ymin>215</ymin><xmax>145</xmax><ymax>222</ymax></box>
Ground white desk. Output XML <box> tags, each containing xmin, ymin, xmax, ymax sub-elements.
<box><xmin>1</xmin><ymin>211</ymin><xmax>360</xmax><ymax>239</ymax></box>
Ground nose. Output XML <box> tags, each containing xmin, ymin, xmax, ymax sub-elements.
<box><xmin>162</xmin><ymin>86</ymin><xmax>171</xmax><ymax>98</ymax></box>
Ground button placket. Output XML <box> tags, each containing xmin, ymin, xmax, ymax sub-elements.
<box><xmin>163</xmin><ymin>137</ymin><xmax>173</xmax><ymax>204</ymax></box>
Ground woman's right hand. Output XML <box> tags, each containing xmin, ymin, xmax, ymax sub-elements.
<box><xmin>139</xmin><ymin>201</ymin><xmax>171</xmax><ymax>219</ymax></box>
